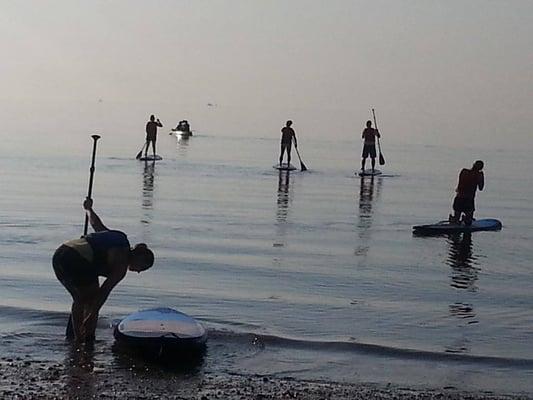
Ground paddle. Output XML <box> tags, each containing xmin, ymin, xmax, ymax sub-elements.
<box><xmin>295</xmin><ymin>146</ymin><xmax>307</xmax><ymax>171</ymax></box>
<box><xmin>135</xmin><ymin>142</ymin><xmax>146</xmax><ymax>160</ymax></box>
<box><xmin>67</xmin><ymin>134</ymin><xmax>101</xmax><ymax>339</ymax></box>
<box><xmin>372</xmin><ymin>108</ymin><xmax>385</xmax><ymax>166</ymax></box>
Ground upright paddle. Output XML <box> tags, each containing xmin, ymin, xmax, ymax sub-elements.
<box><xmin>68</xmin><ymin>134</ymin><xmax>101</xmax><ymax>339</ymax></box>
<box><xmin>372</xmin><ymin>108</ymin><xmax>385</xmax><ymax>166</ymax></box>
<box><xmin>295</xmin><ymin>146</ymin><xmax>307</xmax><ymax>171</ymax></box>
<box><xmin>83</xmin><ymin>135</ymin><xmax>101</xmax><ymax>235</ymax></box>
<box><xmin>135</xmin><ymin>142</ymin><xmax>146</xmax><ymax>160</ymax></box>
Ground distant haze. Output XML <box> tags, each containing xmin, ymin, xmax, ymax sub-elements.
<box><xmin>1</xmin><ymin>0</ymin><xmax>531</xmax><ymax>151</ymax></box>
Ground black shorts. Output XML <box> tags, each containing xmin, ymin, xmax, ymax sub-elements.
<box><xmin>453</xmin><ymin>196</ymin><xmax>475</xmax><ymax>213</ymax></box>
<box><xmin>281</xmin><ymin>142</ymin><xmax>292</xmax><ymax>152</ymax></box>
<box><xmin>52</xmin><ymin>245</ymin><xmax>98</xmax><ymax>287</ymax></box>
<box><xmin>362</xmin><ymin>144</ymin><xmax>376</xmax><ymax>158</ymax></box>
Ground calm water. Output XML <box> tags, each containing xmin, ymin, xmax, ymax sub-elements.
<box><xmin>1</xmin><ymin>131</ymin><xmax>533</xmax><ymax>393</ymax></box>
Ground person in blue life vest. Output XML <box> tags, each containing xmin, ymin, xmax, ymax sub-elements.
<box><xmin>52</xmin><ymin>198</ymin><xmax>154</xmax><ymax>343</ymax></box>
<box><xmin>279</xmin><ymin>120</ymin><xmax>298</xmax><ymax>166</ymax></box>
<box><xmin>361</xmin><ymin>120</ymin><xmax>381</xmax><ymax>173</ymax></box>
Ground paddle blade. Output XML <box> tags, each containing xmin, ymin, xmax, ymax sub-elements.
<box><xmin>135</xmin><ymin>150</ymin><xmax>143</xmax><ymax>159</ymax></box>
<box><xmin>379</xmin><ymin>152</ymin><xmax>385</xmax><ymax>165</ymax></box>
<box><xmin>300</xmin><ymin>160</ymin><xmax>307</xmax><ymax>171</ymax></box>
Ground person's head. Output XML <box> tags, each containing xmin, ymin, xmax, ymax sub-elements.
<box><xmin>129</xmin><ymin>243</ymin><xmax>154</xmax><ymax>273</ymax></box>
<box><xmin>150</xmin><ymin>115</ymin><xmax>155</xmax><ymax>121</ymax></box>
<box><xmin>286</xmin><ymin>120</ymin><xmax>293</xmax><ymax>127</ymax></box>
<box><xmin>366</xmin><ymin>120</ymin><xmax>372</xmax><ymax>128</ymax></box>
<box><xmin>472</xmin><ymin>160</ymin><xmax>484</xmax><ymax>171</ymax></box>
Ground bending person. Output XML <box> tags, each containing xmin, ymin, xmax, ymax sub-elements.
<box><xmin>52</xmin><ymin>198</ymin><xmax>154</xmax><ymax>342</ymax></box>
<box><xmin>279</xmin><ymin>120</ymin><xmax>297</xmax><ymax>166</ymax></box>
<box><xmin>449</xmin><ymin>160</ymin><xmax>485</xmax><ymax>226</ymax></box>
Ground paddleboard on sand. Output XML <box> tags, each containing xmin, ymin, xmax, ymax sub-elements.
<box><xmin>413</xmin><ymin>218</ymin><xmax>502</xmax><ymax>235</ymax></box>
<box><xmin>358</xmin><ymin>169</ymin><xmax>382</xmax><ymax>177</ymax></box>
<box><xmin>274</xmin><ymin>163</ymin><xmax>297</xmax><ymax>171</ymax></box>
<box><xmin>114</xmin><ymin>307</ymin><xmax>207</xmax><ymax>356</ymax></box>
<box><xmin>139</xmin><ymin>155</ymin><xmax>163</xmax><ymax>161</ymax></box>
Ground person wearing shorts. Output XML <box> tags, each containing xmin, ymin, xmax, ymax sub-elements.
<box><xmin>279</xmin><ymin>120</ymin><xmax>297</xmax><ymax>166</ymax></box>
<box><xmin>449</xmin><ymin>160</ymin><xmax>485</xmax><ymax>225</ymax></box>
<box><xmin>53</xmin><ymin>198</ymin><xmax>154</xmax><ymax>343</ymax></box>
<box><xmin>361</xmin><ymin>120</ymin><xmax>380</xmax><ymax>172</ymax></box>
<box><xmin>145</xmin><ymin>115</ymin><xmax>163</xmax><ymax>158</ymax></box>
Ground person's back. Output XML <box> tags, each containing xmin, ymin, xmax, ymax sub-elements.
<box><xmin>362</xmin><ymin>127</ymin><xmax>378</xmax><ymax>144</ymax></box>
<box><xmin>456</xmin><ymin>168</ymin><xmax>484</xmax><ymax>199</ymax></box>
<box><xmin>281</xmin><ymin>126</ymin><xmax>294</xmax><ymax>144</ymax></box>
<box><xmin>145</xmin><ymin>115</ymin><xmax>163</xmax><ymax>157</ymax></box>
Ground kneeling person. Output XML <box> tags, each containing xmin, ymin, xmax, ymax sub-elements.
<box><xmin>449</xmin><ymin>160</ymin><xmax>484</xmax><ymax>226</ymax></box>
<box><xmin>53</xmin><ymin>198</ymin><xmax>154</xmax><ymax>342</ymax></box>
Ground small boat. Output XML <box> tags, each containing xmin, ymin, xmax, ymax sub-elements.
<box><xmin>171</xmin><ymin>120</ymin><xmax>193</xmax><ymax>137</ymax></box>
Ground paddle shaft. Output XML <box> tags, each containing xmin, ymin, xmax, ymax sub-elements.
<box><xmin>295</xmin><ymin>146</ymin><xmax>307</xmax><ymax>171</ymax></box>
<box><xmin>83</xmin><ymin>135</ymin><xmax>101</xmax><ymax>235</ymax></box>
<box><xmin>372</xmin><ymin>108</ymin><xmax>385</xmax><ymax>165</ymax></box>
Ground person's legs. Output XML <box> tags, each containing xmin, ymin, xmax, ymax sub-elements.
<box><xmin>371</xmin><ymin>157</ymin><xmax>376</xmax><ymax>172</ymax></box>
<box><xmin>144</xmin><ymin>140</ymin><xmax>149</xmax><ymax>157</ymax></box>
<box><xmin>361</xmin><ymin>144</ymin><xmax>370</xmax><ymax>171</ymax></box>
<box><xmin>279</xmin><ymin>143</ymin><xmax>287</xmax><ymax>165</ymax></box>
<box><xmin>81</xmin><ymin>282</ymin><xmax>100</xmax><ymax>341</ymax></box>
<box><xmin>151</xmin><ymin>139</ymin><xmax>156</xmax><ymax>157</ymax></box>
<box><xmin>287</xmin><ymin>143</ymin><xmax>292</xmax><ymax>165</ymax></box>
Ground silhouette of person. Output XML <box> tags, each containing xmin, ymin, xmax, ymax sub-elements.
<box><xmin>145</xmin><ymin>115</ymin><xmax>163</xmax><ymax>157</ymax></box>
<box><xmin>52</xmin><ymin>198</ymin><xmax>154</xmax><ymax>343</ymax></box>
<box><xmin>279</xmin><ymin>120</ymin><xmax>297</xmax><ymax>166</ymax></box>
<box><xmin>361</xmin><ymin>120</ymin><xmax>380</xmax><ymax>172</ymax></box>
<box><xmin>449</xmin><ymin>160</ymin><xmax>484</xmax><ymax>226</ymax></box>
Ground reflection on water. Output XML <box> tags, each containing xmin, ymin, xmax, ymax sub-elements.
<box><xmin>142</xmin><ymin>160</ymin><xmax>156</xmax><ymax>211</ymax></box>
<box><xmin>445</xmin><ymin>233</ymin><xmax>479</xmax><ymax>354</ymax></box>
<box><xmin>355</xmin><ymin>176</ymin><xmax>382</xmax><ymax>256</ymax></box>
<box><xmin>446</xmin><ymin>233</ymin><xmax>479</xmax><ymax>292</ymax></box>
<box><xmin>175</xmin><ymin>134</ymin><xmax>190</xmax><ymax>157</ymax></box>
<box><xmin>273</xmin><ymin>170</ymin><xmax>292</xmax><ymax>249</ymax></box>
<box><xmin>64</xmin><ymin>342</ymin><xmax>96</xmax><ymax>399</ymax></box>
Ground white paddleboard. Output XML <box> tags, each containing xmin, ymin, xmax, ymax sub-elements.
<box><xmin>139</xmin><ymin>155</ymin><xmax>163</xmax><ymax>161</ymax></box>
<box><xmin>274</xmin><ymin>163</ymin><xmax>297</xmax><ymax>171</ymax></box>
<box><xmin>114</xmin><ymin>307</ymin><xmax>207</xmax><ymax>355</ymax></box>
<box><xmin>357</xmin><ymin>169</ymin><xmax>382</xmax><ymax>177</ymax></box>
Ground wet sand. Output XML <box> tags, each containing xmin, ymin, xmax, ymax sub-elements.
<box><xmin>1</xmin><ymin>356</ymin><xmax>530</xmax><ymax>400</ymax></box>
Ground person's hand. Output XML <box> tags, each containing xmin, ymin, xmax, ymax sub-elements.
<box><xmin>83</xmin><ymin>198</ymin><xmax>93</xmax><ymax>210</ymax></box>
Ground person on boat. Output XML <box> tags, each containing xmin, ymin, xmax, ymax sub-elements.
<box><xmin>279</xmin><ymin>120</ymin><xmax>297</xmax><ymax>166</ymax></box>
<box><xmin>52</xmin><ymin>198</ymin><xmax>154</xmax><ymax>343</ymax></box>
<box><xmin>449</xmin><ymin>160</ymin><xmax>485</xmax><ymax>226</ymax></box>
<box><xmin>361</xmin><ymin>120</ymin><xmax>380</xmax><ymax>173</ymax></box>
<box><xmin>145</xmin><ymin>115</ymin><xmax>163</xmax><ymax>158</ymax></box>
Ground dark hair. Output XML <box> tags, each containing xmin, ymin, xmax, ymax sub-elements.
<box><xmin>366</xmin><ymin>120</ymin><xmax>372</xmax><ymax>127</ymax></box>
<box><xmin>150</xmin><ymin>115</ymin><xmax>155</xmax><ymax>121</ymax></box>
<box><xmin>286</xmin><ymin>120</ymin><xmax>293</xmax><ymax>126</ymax></box>
<box><xmin>133</xmin><ymin>243</ymin><xmax>154</xmax><ymax>271</ymax></box>
<box><xmin>473</xmin><ymin>160</ymin><xmax>484</xmax><ymax>171</ymax></box>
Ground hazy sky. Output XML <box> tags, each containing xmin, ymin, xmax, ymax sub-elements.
<box><xmin>1</xmin><ymin>0</ymin><xmax>531</xmax><ymax>149</ymax></box>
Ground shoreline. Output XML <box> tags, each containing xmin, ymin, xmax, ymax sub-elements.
<box><xmin>1</xmin><ymin>356</ymin><xmax>530</xmax><ymax>400</ymax></box>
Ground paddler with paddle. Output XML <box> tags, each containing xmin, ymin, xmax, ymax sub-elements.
<box><xmin>449</xmin><ymin>160</ymin><xmax>485</xmax><ymax>226</ymax></box>
<box><xmin>144</xmin><ymin>114</ymin><xmax>163</xmax><ymax>159</ymax></box>
<box><xmin>360</xmin><ymin>120</ymin><xmax>381</xmax><ymax>173</ymax></box>
<box><xmin>279</xmin><ymin>120</ymin><xmax>298</xmax><ymax>167</ymax></box>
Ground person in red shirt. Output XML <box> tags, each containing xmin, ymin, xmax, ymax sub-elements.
<box><xmin>361</xmin><ymin>120</ymin><xmax>380</xmax><ymax>172</ymax></box>
<box><xmin>449</xmin><ymin>160</ymin><xmax>485</xmax><ymax>225</ymax></box>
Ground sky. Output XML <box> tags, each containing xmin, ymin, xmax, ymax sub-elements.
<box><xmin>0</xmin><ymin>0</ymin><xmax>531</xmax><ymax>151</ymax></box>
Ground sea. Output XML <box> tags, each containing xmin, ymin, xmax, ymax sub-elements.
<box><xmin>1</xmin><ymin>128</ymin><xmax>533</xmax><ymax>395</ymax></box>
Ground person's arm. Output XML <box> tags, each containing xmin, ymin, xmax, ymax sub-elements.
<box><xmin>293</xmin><ymin>132</ymin><xmax>298</xmax><ymax>148</ymax></box>
<box><xmin>83</xmin><ymin>198</ymin><xmax>109</xmax><ymax>232</ymax></box>
<box><xmin>376</xmin><ymin>129</ymin><xmax>381</xmax><ymax>139</ymax></box>
<box><xmin>478</xmin><ymin>172</ymin><xmax>484</xmax><ymax>191</ymax></box>
<box><xmin>156</xmin><ymin>119</ymin><xmax>163</xmax><ymax>127</ymax></box>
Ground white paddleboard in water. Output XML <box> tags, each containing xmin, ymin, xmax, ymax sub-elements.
<box><xmin>274</xmin><ymin>163</ymin><xmax>297</xmax><ymax>171</ymax></box>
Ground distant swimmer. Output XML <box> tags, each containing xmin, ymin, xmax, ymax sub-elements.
<box><xmin>449</xmin><ymin>160</ymin><xmax>485</xmax><ymax>226</ymax></box>
<box><xmin>279</xmin><ymin>120</ymin><xmax>297</xmax><ymax>166</ymax></box>
<box><xmin>52</xmin><ymin>198</ymin><xmax>154</xmax><ymax>343</ymax></box>
<box><xmin>145</xmin><ymin>115</ymin><xmax>163</xmax><ymax>158</ymax></box>
<box><xmin>361</xmin><ymin>120</ymin><xmax>381</xmax><ymax>173</ymax></box>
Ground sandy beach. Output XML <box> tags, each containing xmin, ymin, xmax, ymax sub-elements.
<box><xmin>1</xmin><ymin>354</ymin><xmax>530</xmax><ymax>400</ymax></box>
